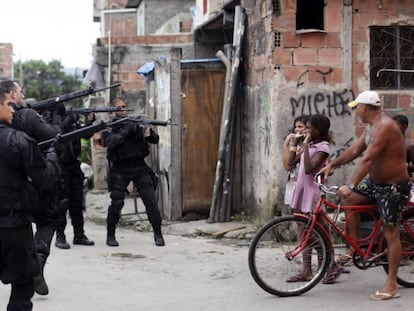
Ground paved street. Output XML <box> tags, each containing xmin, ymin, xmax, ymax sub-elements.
<box><xmin>1</xmin><ymin>193</ymin><xmax>413</xmax><ymax>310</ymax></box>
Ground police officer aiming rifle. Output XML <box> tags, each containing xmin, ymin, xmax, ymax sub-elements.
<box><xmin>102</xmin><ymin>97</ymin><xmax>167</xmax><ymax>247</ymax></box>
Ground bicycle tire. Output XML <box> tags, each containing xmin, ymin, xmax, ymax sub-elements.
<box><xmin>382</xmin><ymin>207</ymin><xmax>414</xmax><ymax>287</ymax></box>
<box><xmin>248</xmin><ymin>215</ymin><xmax>332</xmax><ymax>296</ymax></box>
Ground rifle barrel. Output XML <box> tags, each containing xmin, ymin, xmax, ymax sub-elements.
<box><xmin>29</xmin><ymin>83</ymin><xmax>121</xmax><ymax>111</ymax></box>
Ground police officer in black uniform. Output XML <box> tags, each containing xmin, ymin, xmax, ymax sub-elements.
<box><xmin>54</xmin><ymin>112</ymin><xmax>95</xmax><ymax>249</ymax></box>
<box><xmin>102</xmin><ymin>97</ymin><xmax>165</xmax><ymax>247</ymax></box>
<box><xmin>0</xmin><ymin>80</ymin><xmax>62</xmax><ymax>296</ymax></box>
<box><xmin>0</xmin><ymin>86</ymin><xmax>61</xmax><ymax>311</ymax></box>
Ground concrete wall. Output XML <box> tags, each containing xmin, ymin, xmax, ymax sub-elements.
<box><xmin>241</xmin><ymin>0</ymin><xmax>414</xmax><ymax>225</ymax></box>
<box><xmin>143</xmin><ymin>0</ymin><xmax>194</xmax><ymax>35</ymax></box>
<box><xmin>241</xmin><ymin>0</ymin><xmax>357</xmax><ymax>225</ymax></box>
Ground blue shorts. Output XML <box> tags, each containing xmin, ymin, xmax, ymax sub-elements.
<box><xmin>354</xmin><ymin>178</ymin><xmax>411</xmax><ymax>225</ymax></box>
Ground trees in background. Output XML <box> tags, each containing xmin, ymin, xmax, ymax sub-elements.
<box><xmin>15</xmin><ymin>59</ymin><xmax>85</xmax><ymax>107</ymax></box>
<box><xmin>14</xmin><ymin>59</ymin><xmax>92</xmax><ymax>164</ymax></box>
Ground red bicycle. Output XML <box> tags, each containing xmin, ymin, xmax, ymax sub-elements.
<box><xmin>248</xmin><ymin>176</ymin><xmax>414</xmax><ymax>296</ymax></box>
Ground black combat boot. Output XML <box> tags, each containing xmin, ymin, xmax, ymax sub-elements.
<box><xmin>34</xmin><ymin>253</ymin><xmax>49</xmax><ymax>296</ymax></box>
<box><xmin>7</xmin><ymin>301</ymin><xmax>33</xmax><ymax>311</ymax></box>
<box><xmin>55</xmin><ymin>232</ymin><xmax>70</xmax><ymax>249</ymax></box>
<box><xmin>73</xmin><ymin>226</ymin><xmax>95</xmax><ymax>246</ymax></box>
<box><xmin>106</xmin><ymin>227</ymin><xmax>119</xmax><ymax>247</ymax></box>
<box><xmin>73</xmin><ymin>234</ymin><xmax>95</xmax><ymax>246</ymax></box>
<box><xmin>152</xmin><ymin>224</ymin><xmax>165</xmax><ymax>246</ymax></box>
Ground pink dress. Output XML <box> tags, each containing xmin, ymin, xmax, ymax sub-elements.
<box><xmin>290</xmin><ymin>141</ymin><xmax>330</xmax><ymax>213</ymax></box>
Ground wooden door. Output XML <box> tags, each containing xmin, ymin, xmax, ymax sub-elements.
<box><xmin>180</xmin><ymin>69</ymin><xmax>225</xmax><ymax>214</ymax></box>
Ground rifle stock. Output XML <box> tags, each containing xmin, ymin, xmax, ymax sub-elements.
<box><xmin>28</xmin><ymin>83</ymin><xmax>121</xmax><ymax>111</ymax></box>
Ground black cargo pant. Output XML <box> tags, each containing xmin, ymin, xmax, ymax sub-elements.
<box><xmin>107</xmin><ymin>163</ymin><xmax>161</xmax><ymax>229</ymax></box>
<box><xmin>55</xmin><ymin>160</ymin><xmax>85</xmax><ymax>238</ymax></box>
<box><xmin>32</xmin><ymin>187</ymin><xmax>57</xmax><ymax>259</ymax></box>
<box><xmin>0</xmin><ymin>225</ymin><xmax>39</xmax><ymax>311</ymax></box>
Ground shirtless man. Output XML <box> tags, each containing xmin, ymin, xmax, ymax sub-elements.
<box><xmin>319</xmin><ymin>90</ymin><xmax>411</xmax><ymax>301</ymax></box>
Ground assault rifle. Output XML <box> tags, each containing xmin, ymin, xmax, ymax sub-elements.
<box><xmin>38</xmin><ymin>117</ymin><xmax>129</xmax><ymax>149</ymax></box>
<box><xmin>38</xmin><ymin>116</ymin><xmax>177</xmax><ymax>149</ymax></box>
<box><xmin>28</xmin><ymin>83</ymin><xmax>121</xmax><ymax>111</ymax></box>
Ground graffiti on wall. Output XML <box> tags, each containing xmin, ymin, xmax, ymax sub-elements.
<box><xmin>290</xmin><ymin>89</ymin><xmax>355</xmax><ymax>118</ymax></box>
<box><xmin>288</xmin><ymin>88</ymin><xmax>357</xmax><ymax>167</ymax></box>
<box><xmin>296</xmin><ymin>68</ymin><xmax>333</xmax><ymax>88</ymax></box>
<box><xmin>329</xmin><ymin>137</ymin><xmax>354</xmax><ymax>160</ymax></box>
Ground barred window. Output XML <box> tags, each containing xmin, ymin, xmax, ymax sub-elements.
<box><xmin>370</xmin><ymin>26</ymin><xmax>414</xmax><ymax>89</ymax></box>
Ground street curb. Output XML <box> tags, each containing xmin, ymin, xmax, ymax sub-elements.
<box><xmin>85</xmin><ymin>191</ymin><xmax>257</xmax><ymax>240</ymax></box>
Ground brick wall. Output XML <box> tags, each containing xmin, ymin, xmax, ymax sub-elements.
<box><xmin>0</xmin><ymin>43</ymin><xmax>13</xmax><ymax>80</ymax></box>
<box><xmin>96</xmin><ymin>34</ymin><xmax>194</xmax><ymax>95</ymax></box>
<box><xmin>241</xmin><ymin>0</ymin><xmax>414</xmax><ymax>224</ymax></box>
<box><xmin>351</xmin><ymin>0</ymin><xmax>414</xmax><ymax>140</ymax></box>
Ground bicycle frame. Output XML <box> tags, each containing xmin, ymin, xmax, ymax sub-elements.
<box><xmin>294</xmin><ymin>195</ymin><xmax>387</xmax><ymax>265</ymax></box>
<box><xmin>292</xmin><ymin>188</ymin><xmax>414</xmax><ymax>268</ymax></box>
<box><xmin>248</xmin><ymin>179</ymin><xmax>414</xmax><ymax>297</ymax></box>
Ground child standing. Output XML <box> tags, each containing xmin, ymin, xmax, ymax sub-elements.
<box><xmin>286</xmin><ymin>114</ymin><xmax>342</xmax><ymax>283</ymax></box>
<box><xmin>283</xmin><ymin>116</ymin><xmax>309</xmax><ymax>206</ymax></box>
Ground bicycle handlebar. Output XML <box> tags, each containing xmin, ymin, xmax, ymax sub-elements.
<box><xmin>315</xmin><ymin>174</ymin><xmax>339</xmax><ymax>195</ymax></box>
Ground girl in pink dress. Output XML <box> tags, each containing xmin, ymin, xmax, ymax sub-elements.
<box><xmin>286</xmin><ymin>114</ymin><xmax>341</xmax><ymax>283</ymax></box>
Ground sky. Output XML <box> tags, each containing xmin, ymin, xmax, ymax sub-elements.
<box><xmin>0</xmin><ymin>0</ymin><xmax>101</xmax><ymax>69</ymax></box>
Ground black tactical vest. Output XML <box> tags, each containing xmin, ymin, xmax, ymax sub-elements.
<box><xmin>0</xmin><ymin>124</ymin><xmax>39</xmax><ymax>216</ymax></box>
<box><xmin>107</xmin><ymin>121</ymin><xmax>150</xmax><ymax>164</ymax></box>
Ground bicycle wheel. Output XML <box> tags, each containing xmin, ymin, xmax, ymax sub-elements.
<box><xmin>248</xmin><ymin>215</ymin><xmax>332</xmax><ymax>296</ymax></box>
<box><xmin>382</xmin><ymin>208</ymin><xmax>414</xmax><ymax>287</ymax></box>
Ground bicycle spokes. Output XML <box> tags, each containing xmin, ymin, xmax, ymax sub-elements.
<box><xmin>248</xmin><ymin>216</ymin><xmax>331</xmax><ymax>296</ymax></box>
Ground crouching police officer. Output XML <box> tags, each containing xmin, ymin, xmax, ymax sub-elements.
<box><xmin>102</xmin><ymin>97</ymin><xmax>165</xmax><ymax>247</ymax></box>
<box><xmin>0</xmin><ymin>87</ymin><xmax>61</xmax><ymax>310</ymax></box>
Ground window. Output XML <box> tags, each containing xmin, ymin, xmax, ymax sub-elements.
<box><xmin>370</xmin><ymin>26</ymin><xmax>414</xmax><ymax>89</ymax></box>
<box><xmin>296</xmin><ymin>0</ymin><xmax>324</xmax><ymax>32</ymax></box>
<box><xmin>272</xmin><ymin>0</ymin><xmax>281</xmax><ymax>16</ymax></box>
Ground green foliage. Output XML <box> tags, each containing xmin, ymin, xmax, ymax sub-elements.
<box><xmin>14</xmin><ymin>59</ymin><xmax>85</xmax><ymax>107</ymax></box>
<box><xmin>80</xmin><ymin>138</ymin><xmax>92</xmax><ymax>165</ymax></box>
<box><xmin>230</xmin><ymin>211</ymin><xmax>250</xmax><ymax>222</ymax></box>
<box><xmin>14</xmin><ymin>59</ymin><xmax>93</xmax><ymax>163</ymax></box>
